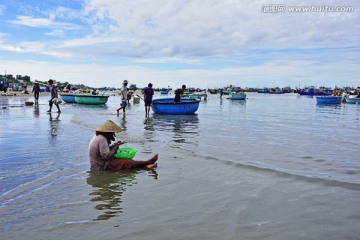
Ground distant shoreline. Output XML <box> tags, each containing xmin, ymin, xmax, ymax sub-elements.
<box><xmin>0</xmin><ymin>91</ymin><xmax>51</xmax><ymax>97</ymax></box>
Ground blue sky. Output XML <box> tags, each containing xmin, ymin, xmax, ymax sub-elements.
<box><xmin>0</xmin><ymin>0</ymin><xmax>359</xmax><ymax>89</ymax></box>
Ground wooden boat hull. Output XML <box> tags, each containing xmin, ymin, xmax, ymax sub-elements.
<box><xmin>316</xmin><ymin>96</ymin><xmax>342</xmax><ymax>104</ymax></box>
<box><xmin>74</xmin><ymin>95</ymin><xmax>109</xmax><ymax>105</ymax></box>
<box><xmin>208</xmin><ymin>89</ymin><xmax>219</xmax><ymax>94</ymax></box>
<box><xmin>151</xmin><ymin>98</ymin><xmax>200</xmax><ymax>114</ymax></box>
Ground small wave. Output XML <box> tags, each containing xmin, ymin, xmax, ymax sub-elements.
<box><xmin>0</xmin><ymin>169</ymin><xmax>77</xmax><ymax>208</ymax></box>
<box><xmin>207</xmin><ymin>156</ymin><xmax>360</xmax><ymax>191</ymax></box>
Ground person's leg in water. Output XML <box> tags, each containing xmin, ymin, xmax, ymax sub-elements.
<box><xmin>117</xmin><ymin>100</ymin><xmax>127</xmax><ymax>115</ymax></box>
<box><xmin>122</xmin><ymin>100</ymin><xmax>127</xmax><ymax>113</ymax></box>
<box><xmin>116</xmin><ymin>104</ymin><xmax>124</xmax><ymax>115</ymax></box>
<box><xmin>145</xmin><ymin>103</ymin><xmax>149</xmax><ymax>116</ymax></box>
<box><xmin>146</xmin><ymin>104</ymin><xmax>150</xmax><ymax>116</ymax></box>
<box><xmin>55</xmin><ymin>103</ymin><xmax>61</xmax><ymax>113</ymax></box>
<box><xmin>145</xmin><ymin>101</ymin><xmax>151</xmax><ymax>116</ymax></box>
<box><xmin>131</xmin><ymin>154</ymin><xmax>158</xmax><ymax>169</ymax></box>
<box><xmin>47</xmin><ymin>100</ymin><xmax>53</xmax><ymax>112</ymax></box>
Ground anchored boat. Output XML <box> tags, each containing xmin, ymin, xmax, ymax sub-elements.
<box><xmin>316</xmin><ymin>96</ymin><xmax>342</xmax><ymax>104</ymax></box>
<box><xmin>151</xmin><ymin>98</ymin><xmax>200</xmax><ymax>114</ymax></box>
<box><xmin>59</xmin><ymin>93</ymin><xmax>76</xmax><ymax>103</ymax></box>
<box><xmin>344</xmin><ymin>98</ymin><xmax>360</xmax><ymax>104</ymax></box>
<box><xmin>74</xmin><ymin>95</ymin><xmax>109</xmax><ymax>105</ymax></box>
<box><xmin>229</xmin><ymin>92</ymin><xmax>246</xmax><ymax>100</ymax></box>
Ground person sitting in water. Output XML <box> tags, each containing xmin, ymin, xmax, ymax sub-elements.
<box><xmin>89</xmin><ymin>120</ymin><xmax>158</xmax><ymax>171</ymax></box>
<box><xmin>174</xmin><ymin>84</ymin><xmax>186</xmax><ymax>102</ymax></box>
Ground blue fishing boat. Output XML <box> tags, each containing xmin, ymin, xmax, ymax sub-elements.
<box><xmin>151</xmin><ymin>98</ymin><xmax>200</xmax><ymax>114</ymax></box>
<box><xmin>316</xmin><ymin>96</ymin><xmax>342</xmax><ymax>104</ymax></box>
<box><xmin>257</xmin><ymin>88</ymin><xmax>269</xmax><ymax>93</ymax></box>
<box><xmin>297</xmin><ymin>87</ymin><xmax>331</xmax><ymax>96</ymax></box>
<box><xmin>160</xmin><ymin>89</ymin><xmax>169</xmax><ymax>94</ymax></box>
<box><xmin>269</xmin><ymin>88</ymin><xmax>284</xmax><ymax>94</ymax></box>
<box><xmin>59</xmin><ymin>93</ymin><xmax>76</xmax><ymax>103</ymax></box>
<box><xmin>74</xmin><ymin>94</ymin><xmax>109</xmax><ymax>105</ymax></box>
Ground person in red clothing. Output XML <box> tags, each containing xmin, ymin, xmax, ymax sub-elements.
<box><xmin>89</xmin><ymin>120</ymin><xmax>158</xmax><ymax>171</ymax></box>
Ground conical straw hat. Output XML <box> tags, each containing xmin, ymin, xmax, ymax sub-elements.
<box><xmin>96</xmin><ymin>120</ymin><xmax>123</xmax><ymax>132</ymax></box>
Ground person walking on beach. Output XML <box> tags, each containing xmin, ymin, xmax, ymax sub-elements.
<box><xmin>174</xmin><ymin>84</ymin><xmax>186</xmax><ymax>102</ymax></box>
<box><xmin>47</xmin><ymin>79</ymin><xmax>61</xmax><ymax>113</ymax></box>
<box><xmin>143</xmin><ymin>83</ymin><xmax>154</xmax><ymax>116</ymax></box>
<box><xmin>116</xmin><ymin>80</ymin><xmax>128</xmax><ymax>115</ymax></box>
<box><xmin>32</xmin><ymin>82</ymin><xmax>40</xmax><ymax>103</ymax></box>
<box><xmin>89</xmin><ymin>120</ymin><xmax>158</xmax><ymax>171</ymax></box>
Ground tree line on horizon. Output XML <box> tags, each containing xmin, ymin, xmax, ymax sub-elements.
<box><xmin>0</xmin><ymin>74</ymin><xmax>97</xmax><ymax>90</ymax></box>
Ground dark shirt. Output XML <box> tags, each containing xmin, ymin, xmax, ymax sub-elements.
<box><xmin>144</xmin><ymin>87</ymin><xmax>154</xmax><ymax>101</ymax></box>
<box><xmin>33</xmin><ymin>84</ymin><xmax>40</xmax><ymax>93</ymax></box>
<box><xmin>174</xmin><ymin>89</ymin><xmax>184</xmax><ymax>102</ymax></box>
<box><xmin>50</xmin><ymin>85</ymin><xmax>58</xmax><ymax>100</ymax></box>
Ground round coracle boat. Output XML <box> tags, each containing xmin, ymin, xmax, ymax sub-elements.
<box><xmin>151</xmin><ymin>98</ymin><xmax>200</xmax><ymax>114</ymax></box>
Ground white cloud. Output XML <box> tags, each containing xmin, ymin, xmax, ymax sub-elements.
<box><xmin>8</xmin><ymin>15</ymin><xmax>81</xmax><ymax>30</ymax></box>
<box><xmin>0</xmin><ymin>41</ymin><xmax>73</xmax><ymax>58</ymax></box>
<box><xmin>3</xmin><ymin>0</ymin><xmax>359</xmax><ymax>60</ymax></box>
<box><xmin>82</xmin><ymin>0</ymin><xmax>359</xmax><ymax>54</ymax></box>
<box><xmin>1</xmin><ymin>54</ymin><xmax>358</xmax><ymax>89</ymax></box>
<box><xmin>9</xmin><ymin>15</ymin><xmax>55</xmax><ymax>27</ymax></box>
<box><xmin>0</xmin><ymin>0</ymin><xmax>358</xmax><ymax>88</ymax></box>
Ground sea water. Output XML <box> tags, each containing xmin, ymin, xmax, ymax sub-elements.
<box><xmin>0</xmin><ymin>92</ymin><xmax>359</xmax><ymax>240</ymax></box>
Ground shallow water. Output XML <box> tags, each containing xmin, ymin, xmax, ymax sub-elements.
<box><xmin>0</xmin><ymin>93</ymin><xmax>359</xmax><ymax>240</ymax></box>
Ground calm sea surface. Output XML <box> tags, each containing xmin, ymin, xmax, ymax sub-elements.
<box><xmin>0</xmin><ymin>92</ymin><xmax>359</xmax><ymax>240</ymax></box>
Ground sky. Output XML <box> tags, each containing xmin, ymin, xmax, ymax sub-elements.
<box><xmin>0</xmin><ymin>0</ymin><xmax>359</xmax><ymax>89</ymax></box>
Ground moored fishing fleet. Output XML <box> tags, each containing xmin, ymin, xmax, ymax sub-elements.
<box><xmin>2</xmin><ymin>79</ymin><xmax>360</xmax><ymax>112</ymax></box>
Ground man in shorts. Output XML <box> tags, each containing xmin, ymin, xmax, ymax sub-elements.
<box><xmin>116</xmin><ymin>80</ymin><xmax>128</xmax><ymax>115</ymax></box>
<box><xmin>143</xmin><ymin>83</ymin><xmax>154</xmax><ymax>116</ymax></box>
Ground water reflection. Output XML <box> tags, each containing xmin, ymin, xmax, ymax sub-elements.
<box><xmin>117</xmin><ymin>114</ymin><xmax>127</xmax><ymax>130</ymax></box>
<box><xmin>315</xmin><ymin>103</ymin><xmax>342</xmax><ymax>115</ymax></box>
<box><xmin>86</xmin><ymin>169</ymin><xmax>158</xmax><ymax>221</ymax></box>
<box><xmin>72</xmin><ymin>104</ymin><xmax>109</xmax><ymax>110</ymax></box>
<box><xmin>33</xmin><ymin>102</ymin><xmax>40</xmax><ymax>118</ymax></box>
<box><xmin>143</xmin><ymin>117</ymin><xmax>155</xmax><ymax>140</ymax></box>
<box><xmin>151</xmin><ymin>114</ymin><xmax>199</xmax><ymax>132</ymax></box>
<box><xmin>49</xmin><ymin>112</ymin><xmax>60</xmax><ymax>138</ymax></box>
<box><xmin>149</xmin><ymin>114</ymin><xmax>199</xmax><ymax>147</ymax></box>
<box><xmin>229</xmin><ymin>100</ymin><xmax>246</xmax><ymax>106</ymax></box>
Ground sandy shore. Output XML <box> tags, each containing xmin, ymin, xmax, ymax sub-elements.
<box><xmin>0</xmin><ymin>91</ymin><xmax>51</xmax><ymax>97</ymax></box>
